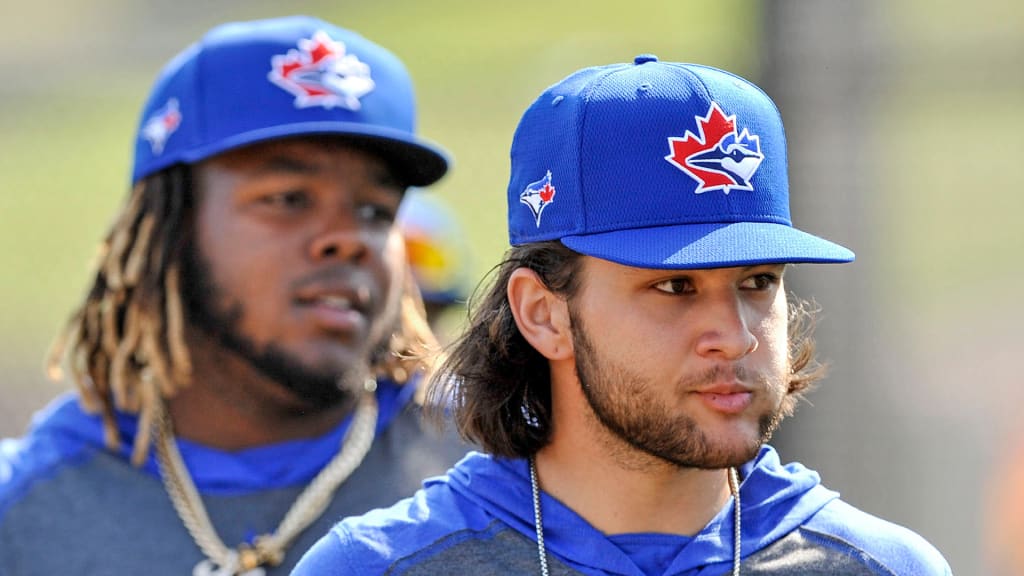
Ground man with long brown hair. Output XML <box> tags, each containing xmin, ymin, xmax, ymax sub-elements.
<box><xmin>0</xmin><ymin>16</ymin><xmax>467</xmax><ymax>575</ymax></box>
<box><xmin>293</xmin><ymin>57</ymin><xmax>950</xmax><ymax>575</ymax></box>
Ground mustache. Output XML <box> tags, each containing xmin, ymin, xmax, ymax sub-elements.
<box><xmin>679</xmin><ymin>364</ymin><xmax>767</xmax><ymax>389</ymax></box>
<box><xmin>289</xmin><ymin>264</ymin><xmax>375</xmax><ymax>290</ymax></box>
<box><xmin>289</xmin><ymin>265</ymin><xmax>379</xmax><ymax>308</ymax></box>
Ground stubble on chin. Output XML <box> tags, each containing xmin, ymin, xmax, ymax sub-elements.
<box><xmin>180</xmin><ymin>246</ymin><xmax>363</xmax><ymax>411</ymax></box>
<box><xmin>571</xmin><ymin>317</ymin><xmax>786</xmax><ymax>471</ymax></box>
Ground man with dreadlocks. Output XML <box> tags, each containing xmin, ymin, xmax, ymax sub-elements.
<box><xmin>0</xmin><ymin>15</ymin><xmax>469</xmax><ymax>576</ymax></box>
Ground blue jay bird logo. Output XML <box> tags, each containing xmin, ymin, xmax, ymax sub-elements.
<box><xmin>141</xmin><ymin>98</ymin><xmax>182</xmax><ymax>155</ymax></box>
<box><xmin>268</xmin><ymin>30</ymin><xmax>375</xmax><ymax>110</ymax></box>
<box><xmin>665</xmin><ymin>102</ymin><xmax>764</xmax><ymax>194</ymax></box>
<box><xmin>520</xmin><ymin>171</ymin><xmax>556</xmax><ymax>227</ymax></box>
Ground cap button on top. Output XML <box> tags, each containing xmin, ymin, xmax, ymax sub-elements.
<box><xmin>634</xmin><ymin>54</ymin><xmax>658</xmax><ymax>65</ymax></box>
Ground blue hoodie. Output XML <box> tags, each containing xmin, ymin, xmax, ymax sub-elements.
<box><xmin>292</xmin><ymin>447</ymin><xmax>951</xmax><ymax>575</ymax></box>
<box><xmin>0</xmin><ymin>381</ymin><xmax>470</xmax><ymax>575</ymax></box>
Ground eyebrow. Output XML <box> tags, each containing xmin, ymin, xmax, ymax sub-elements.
<box><xmin>253</xmin><ymin>155</ymin><xmax>322</xmax><ymax>176</ymax></box>
<box><xmin>742</xmin><ymin>263</ymin><xmax>788</xmax><ymax>272</ymax></box>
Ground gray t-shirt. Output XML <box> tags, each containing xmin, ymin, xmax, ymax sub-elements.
<box><xmin>0</xmin><ymin>388</ymin><xmax>470</xmax><ymax>575</ymax></box>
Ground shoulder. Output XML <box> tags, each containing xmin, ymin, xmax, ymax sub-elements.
<box><xmin>293</xmin><ymin>485</ymin><xmax>461</xmax><ymax>575</ymax></box>
<box><xmin>802</xmin><ymin>499</ymin><xmax>952</xmax><ymax>575</ymax></box>
<box><xmin>0</xmin><ymin>394</ymin><xmax>101</xmax><ymax>516</ymax></box>
<box><xmin>294</xmin><ymin>461</ymin><xmax>505</xmax><ymax>575</ymax></box>
<box><xmin>355</xmin><ymin>396</ymin><xmax>471</xmax><ymax>501</ymax></box>
<box><xmin>376</xmin><ymin>378</ymin><xmax>471</xmax><ymax>459</ymax></box>
<box><xmin>292</xmin><ymin>499</ymin><xmax>426</xmax><ymax>575</ymax></box>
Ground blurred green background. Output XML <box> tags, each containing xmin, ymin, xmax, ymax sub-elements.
<box><xmin>2</xmin><ymin>1</ymin><xmax>1021</xmax><ymax>574</ymax></box>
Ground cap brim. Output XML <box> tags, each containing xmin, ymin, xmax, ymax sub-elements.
<box><xmin>179</xmin><ymin>121</ymin><xmax>450</xmax><ymax>187</ymax></box>
<box><xmin>560</xmin><ymin>221</ymin><xmax>855</xmax><ymax>269</ymax></box>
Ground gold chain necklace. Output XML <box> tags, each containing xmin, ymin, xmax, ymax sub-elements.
<box><xmin>154</xmin><ymin>380</ymin><xmax>379</xmax><ymax>576</ymax></box>
<box><xmin>528</xmin><ymin>459</ymin><xmax>742</xmax><ymax>576</ymax></box>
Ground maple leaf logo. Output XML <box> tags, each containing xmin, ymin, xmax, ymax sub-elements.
<box><xmin>664</xmin><ymin>102</ymin><xmax>764</xmax><ymax>194</ymax></box>
<box><xmin>520</xmin><ymin>171</ymin><xmax>556</xmax><ymax>227</ymax></box>
<box><xmin>268</xmin><ymin>31</ymin><xmax>375</xmax><ymax>110</ymax></box>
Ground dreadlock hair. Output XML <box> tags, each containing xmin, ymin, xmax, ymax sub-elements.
<box><xmin>426</xmin><ymin>240</ymin><xmax>828</xmax><ymax>459</ymax></box>
<box><xmin>47</xmin><ymin>166</ymin><xmax>193</xmax><ymax>467</ymax></box>
<box><xmin>49</xmin><ymin>164</ymin><xmax>439</xmax><ymax>467</ymax></box>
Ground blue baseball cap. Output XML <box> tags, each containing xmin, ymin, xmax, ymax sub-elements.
<box><xmin>507</xmin><ymin>55</ymin><xmax>853</xmax><ymax>269</ymax></box>
<box><xmin>132</xmin><ymin>15</ymin><xmax>449</xmax><ymax>186</ymax></box>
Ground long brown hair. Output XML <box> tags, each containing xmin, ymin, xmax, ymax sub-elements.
<box><xmin>49</xmin><ymin>165</ymin><xmax>437</xmax><ymax>466</ymax></box>
<box><xmin>426</xmin><ymin>241</ymin><xmax>827</xmax><ymax>458</ymax></box>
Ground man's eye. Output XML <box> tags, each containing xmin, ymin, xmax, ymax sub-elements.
<box><xmin>741</xmin><ymin>273</ymin><xmax>780</xmax><ymax>290</ymax></box>
<box><xmin>356</xmin><ymin>203</ymin><xmax>397</xmax><ymax>223</ymax></box>
<box><xmin>260</xmin><ymin>190</ymin><xmax>310</xmax><ymax>209</ymax></box>
<box><xmin>653</xmin><ymin>278</ymin><xmax>692</xmax><ymax>294</ymax></box>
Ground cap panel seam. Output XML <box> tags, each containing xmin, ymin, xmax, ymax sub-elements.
<box><xmin>575</xmin><ymin>65</ymin><xmax>626</xmax><ymax>238</ymax></box>
<box><xmin>194</xmin><ymin>36</ymin><xmax>210</xmax><ymax>157</ymax></box>
<box><xmin>665</xmin><ymin>63</ymin><xmax>745</xmax><ymax>218</ymax></box>
<box><xmin>683</xmin><ymin>63</ymin><xmax>783</xmax><ymax>116</ymax></box>
<box><xmin>679</xmin><ymin>62</ymin><xmax>789</xmax><ymax>219</ymax></box>
<box><xmin>664</xmin><ymin>62</ymin><xmax>714</xmax><ymax>102</ymax></box>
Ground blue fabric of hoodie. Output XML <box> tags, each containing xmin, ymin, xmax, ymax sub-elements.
<box><xmin>0</xmin><ymin>380</ymin><xmax>471</xmax><ymax>575</ymax></box>
<box><xmin>292</xmin><ymin>446</ymin><xmax>952</xmax><ymax>575</ymax></box>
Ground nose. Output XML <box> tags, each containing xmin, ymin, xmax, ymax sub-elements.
<box><xmin>694</xmin><ymin>293</ymin><xmax>759</xmax><ymax>360</ymax></box>
<box><xmin>307</xmin><ymin>212</ymin><xmax>371</xmax><ymax>263</ymax></box>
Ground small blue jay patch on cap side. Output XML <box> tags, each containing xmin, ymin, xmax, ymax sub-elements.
<box><xmin>520</xmin><ymin>170</ymin><xmax>557</xmax><ymax>227</ymax></box>
<box><xmin>141</xmin><ymin>98</ymin><xmax>181</xmax><ymax>155</ymax></box>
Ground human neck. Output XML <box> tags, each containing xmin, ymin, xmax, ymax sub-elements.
<box><xmin>536</xmin><ymin>361</ymin><xmax>733</xmax><ymax>535</ymax></box>
<box><xmin>533</xmin><ymin>441</ymin><xmax>733</xmax><ymax>537</ymax></box>
<box><xmin>165</xmin><ymin>328</ymin><xmax>355</xmax><ymax>450</ymax></box>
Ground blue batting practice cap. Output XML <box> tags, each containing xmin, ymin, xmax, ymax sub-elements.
<box><xmin>507</xmin><ymin>55</ymin><xmax>854</xmax><ymax>268</ymax></box>
<box><xmin>132</xmin><ymin>15</ymin><xmax>449</xmax><ymax>186</ymax></box>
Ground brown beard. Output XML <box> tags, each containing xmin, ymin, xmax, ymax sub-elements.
<box><xmin>569</xmin><ymin>303</ymin><xmax>784</xmax><ymax>470</ymax></box>
<box><xmin>179</xmin><ymin>244</ymin><xmax>356</xmax><ymax>409</ymax></box>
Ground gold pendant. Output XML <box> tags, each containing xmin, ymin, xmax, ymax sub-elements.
<box><xmin>192</xmin><ymin>552</ymin><xmax>267</xmax><ymax>576</ymax></box>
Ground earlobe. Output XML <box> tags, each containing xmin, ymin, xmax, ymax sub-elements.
<box><xmin>507</xmin><ymin>268</ymin><xmax>573</xmax><ymax>360</ymax></box>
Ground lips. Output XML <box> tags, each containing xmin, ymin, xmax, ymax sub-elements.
<box><xmin>294</xmin><ymin>283</ymin><xmax>372</xmax><ymax>334</ymax></box>
<box><xmin>307</xmin><ymin>293</ymin><xmax>356</xmax><ymax>310</ymax></box>
<box><xmin>695</xmin><ymin>383</ymin><xmax>750</xmax><ymax>396</ymax></box>
<box><xmin>689</xmin><ymin>371</ymin><xmax>754</xmax><ymax>415</ymax></box>
<box><xmin>695</xmin><ymin>389</ymin><xmax>753</xmax><ymax>415</ymax></box>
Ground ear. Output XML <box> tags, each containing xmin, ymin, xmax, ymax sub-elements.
<box><xmin>507</xmin><ymin>268</ymin><xmax>573</xmax><ymax>361</ymax></box>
